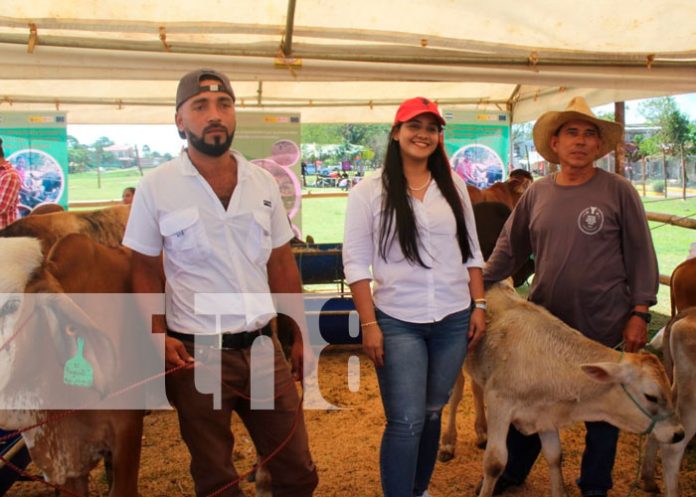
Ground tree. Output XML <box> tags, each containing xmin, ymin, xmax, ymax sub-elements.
<box><xmin>67</xmin><ymin>135</ymin><xmax>90</xmax><ymax>172</ymax></box>
<box><xmin>638</xmin><ymin>97</ymin><xmax>693</xmax><ymax>197</ymax></box>
<box><xmin>638</xmin><ymin>97</ymin><xmax>679</xmax><ymax>124</ymax></box>
<box><xmin>92</xmin><ymin>136</ymin><xmax>115</xmax><ymax>168</ymax></box>
<box><xmin>301</xmin><ymin>124</ymin><xmax>343</xmax><ymax>144</ymax></box>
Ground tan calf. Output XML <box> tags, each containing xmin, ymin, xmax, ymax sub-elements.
<box><xmin>467</xmin><ymin>282</ymin><xmax>684</xmax><ymax>497</ymax></box>
<box><xmin>642</xmin><ymin>308</ymin><xmax>696</xmax><ymax>497</ymax></box>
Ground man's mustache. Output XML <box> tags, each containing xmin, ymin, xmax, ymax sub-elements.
<box><xmin>204</xmin><ymin>125</ymin><xmax>228</xmax><ymax>135</ymax></box>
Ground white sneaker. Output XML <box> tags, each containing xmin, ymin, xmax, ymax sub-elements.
<box><xmin>417</xmin><ymin>491</ymin><xmax>433</xmax><ymax>497</ymax></box>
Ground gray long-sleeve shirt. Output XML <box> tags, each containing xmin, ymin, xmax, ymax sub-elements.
<box><xmin>484</xmin><ymin>168</ymin><xmax>658</xmax><ymax>347</ymax></box>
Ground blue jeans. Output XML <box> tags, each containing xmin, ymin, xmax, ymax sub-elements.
<box><xmin>503</xmin><ymin>421</ymin><xmax>619</xmax><ymax>496</ymax></box>
<box><xmin>375</xmin><ymin>308</ymin><xmax>470</xmax><ymax>497</ymax></box>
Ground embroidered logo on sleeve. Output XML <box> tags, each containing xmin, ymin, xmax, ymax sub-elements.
<box><xmin>263</xmin><ymin>200</ymin><xmax>272</xmax><ymax>207</ymax></box>
<box><xmin>578</xmin><ymin>206</ymin><xmax>604</xmax><ymax>235</ymax></box>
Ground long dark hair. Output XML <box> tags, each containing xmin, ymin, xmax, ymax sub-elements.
<box><xmin>378</xmin><ymin>127</ymin><xmax>472</xmax><ymax>267</ymax></box>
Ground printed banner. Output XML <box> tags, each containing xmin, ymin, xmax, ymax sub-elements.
<box><xmin>442</xmin><ymin>110</ymin><xmax>510</xmax><ymax>188</ymax></box>
<box><xmin>0</xmin><ymin>112</ymin><xmax>68</xmax><ymax>216</ymax></box>
<box><xmin>235</xmin><ymin>113</ymin><xmax>303</xmax><ymax>237</ymax></box>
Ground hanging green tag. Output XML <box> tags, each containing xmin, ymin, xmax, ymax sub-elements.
<box><xmin>63</xmin><ymin>337</ymin><xmax>94</xmax><ymax>388</ymax></box>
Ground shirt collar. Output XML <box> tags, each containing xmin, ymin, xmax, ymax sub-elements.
<box><xmin>178</xmin><ymin>149</ymin><xmax>247</xmax><ymax>184</ymax></box>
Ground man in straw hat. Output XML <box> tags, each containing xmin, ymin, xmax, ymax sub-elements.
<box><xmin>480</xmin><ymin>96</ymin><xmax>658</xmax><ymax>497</ymax></box>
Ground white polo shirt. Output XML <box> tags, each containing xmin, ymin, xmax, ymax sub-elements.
<box><xmin>123</xmin><ymin>150</ymin><xmax>293</xmax><ymax>334</ymax></box>
<box><xmin>343</xmin><ymin>170</ymin><xmax>484</xmax><ymax>323</ymax></box>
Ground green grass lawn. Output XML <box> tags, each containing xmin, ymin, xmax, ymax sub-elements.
<box><xmin>69</xmin><ymin>168</ymin><xmax>144</xmax><ymax>201</ymax></box>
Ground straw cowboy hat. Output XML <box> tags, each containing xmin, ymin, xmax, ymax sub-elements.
<box><xmin>532</xmin><ymin>96</ymin><xmax>623</xmax><ymax>164</ymax></box>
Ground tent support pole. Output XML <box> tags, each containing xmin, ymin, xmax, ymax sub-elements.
<box><xmin>507</xmin><ymin>84</ymin><xmax>521</xmax><ymax>172</ymax></box>
<box><xmin>282</xmin><ymin>0</ymin><xmax>298</xmax><ymax>57</ymax></box>
<box><xmin>614</xmin><ymin>101</ymin><xmax>625</xmax><ymax>176</ymax></box>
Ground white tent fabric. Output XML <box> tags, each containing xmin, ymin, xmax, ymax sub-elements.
<box><xmin>1</xmin><ymin>0</ymin><xmax>695</xmax><ymax>124</ymax></box>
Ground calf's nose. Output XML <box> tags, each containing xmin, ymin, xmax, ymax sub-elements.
<box><xmin>671</xmin><ymin>430</ymin><xmax>685</xmax><ymax>444</ymax></box>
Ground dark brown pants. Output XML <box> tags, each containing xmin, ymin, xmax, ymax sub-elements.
<box><xmin>165</xmin><ymin>336</ymin><xmax>318</xmax><ymax>497</ymax></box>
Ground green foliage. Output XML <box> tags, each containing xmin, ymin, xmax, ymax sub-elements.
<box><xmin>638</xmin><ymin>96</ymin><xmax>679</xmax><ymax>124</ymax></box>
<box><xmin>638</xmin><ymin>96</ymin><xmax>693</xmax><ymax>159</ymax></box>
<box><xmin>638</xmin><ymin>134</ymin><xmax>661</xmax><ymax>158</ymax></box>
<box><xmin>651</xmin><ymin>180</ymin><xmax>665</xmax><ymax>193</ymax></box>
<box><xmin>301</xmin><ymin>124</ymin><xmax>344</xmax><ymax>144</ymax></box>
<box><xmin>67</xmin><ymin>135</ymin><xmax>91</xmax><ymax>172</ymax></box>
<box><xmin>301</xmin><ymin>123</ymin><xmax>389</xmax><ymax>165</ymax></box>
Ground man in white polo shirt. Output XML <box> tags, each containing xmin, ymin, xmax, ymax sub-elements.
<box><xmin>123</xmin><ymin>68</ymin><xmax>317</xmax><ymax>497</ymax></box>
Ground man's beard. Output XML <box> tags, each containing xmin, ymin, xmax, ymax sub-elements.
<box><xmin>187</xmin><ymin>126</ymin><xmax>234</xmax><ymax>157</ymax></box>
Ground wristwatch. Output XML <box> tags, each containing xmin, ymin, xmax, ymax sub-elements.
<box><xmin>473</xmin><ymin>299</ymin><xmax>487</xmax><ymax>311</ymax></box>
<box><xmin>630</xmin><ymin>310</ymin><xmax>651</xmax><ymax>324</ymax></box>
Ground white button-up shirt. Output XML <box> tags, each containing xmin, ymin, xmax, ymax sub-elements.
<box><xmin>343</xmin><ymin>170</ymin><xmax>483</xmax><ymax>323</ymax></box>
<box><xmin>123</xmin><ymin>150</ymin><xmax>293</xmax><ymax>334</ymax></box>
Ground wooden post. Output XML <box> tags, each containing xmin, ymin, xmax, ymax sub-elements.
<box><xmin>641</xmin><ymin>157</ymin><xmax>647</xmax><ymax>197</ymax></box>
<box><xmin>682</xmin><ymin>146</ymin><xmax>687</xmax><ymax>200</ymax></box>
<box><xmin>614</xmin><ymin>102</ymin><xmax>625</xmax><ymax>176</ymax></box>
<box><xmin>134</xmin><ymin>144</ymin><xmax>144</xmax><ymax>177</ymax></box>
<box><xmin>662</xmin><ymin>151</ymin><xmax>668</xmax><ymax>198</ymax></box>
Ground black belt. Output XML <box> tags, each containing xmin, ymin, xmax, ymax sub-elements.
<box><xmin>167</xmin><ymin>324</ymin><xmax>273</xmax><ymax>350</ymax></box>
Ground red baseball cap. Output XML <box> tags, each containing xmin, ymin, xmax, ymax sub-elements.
<box><xmin>393</xmin><ymin>97</ymin><xmax>446</xmax><ymax>127</ymax></box>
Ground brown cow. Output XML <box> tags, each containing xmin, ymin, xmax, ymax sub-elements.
<box><xmin>0</xmin><ymin>234</ymin><xmax>148</xmax><ymax>497</ymax></box>
<box><xmin>652</xmin><ymin>258</ymin><xmax>696</xmax><ymax>383</ymax></box>
<box><xmin>466</xmin><ymin>169</ymin><xmax>533</xmax><ymax>209</ymax></box>
<box><xmin>642</xmin><ymin>307</ymin><xmax>696</xmax><ymax>497</ymax></box>
<box><xmin>29</xmin><ymin>203</ymin><xmax>66</xmax><ymax>216</ymax></box>
<box><xmin>670</xmin><ymin>257</ymin><xmax>696</xmax><ymax>317</ymax></box>
<box><xmin>468</xmin><ymin>281</ymin><xmax>684</xmax><ymax>497</ymax></box>
<box><xmin>0</xmin><ymin>204</ymin><xmax>130</xmax><ymax>254</ymax></box>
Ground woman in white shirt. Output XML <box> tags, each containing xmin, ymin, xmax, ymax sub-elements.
<box><xmin>343</xmin><ymin>97</ymin><xmax>486</xmax><ymax>497</ymax></box>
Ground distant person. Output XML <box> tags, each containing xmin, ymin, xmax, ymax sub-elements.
<box><xmin>338</xmin><ymin>172</ymin><xmax>350</xmax><ymax>191</ymax></box>
<box><xmin>0</xmin><ymin>138</ymin><xmax>22</xmax><ymax>228</ymax></box>
<box><xmin>122</xmin><ymin>186</ymin><xmax>136</xmax><ymax>205</ymax></box>
<box><xmin>301</xmin><ymin>161</ymin><xmax>307</xmax><ymax>187</ymax></box>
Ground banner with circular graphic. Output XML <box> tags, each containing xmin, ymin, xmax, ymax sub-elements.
<box><xmin>234</xmin><ymin>113</ymin><xmax>303</xmax><ymax>238</ymax></box>
<box><xmin>0</xmin><ymin>112</ymin><xmax>68</xmax><ymax>217</ymax></box>
<box><xmin>442</xmin><ymin>110</ymin><xmax>510</xmax><ymax>188</ymax></box>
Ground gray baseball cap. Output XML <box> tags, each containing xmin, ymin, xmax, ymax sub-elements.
<box><xmin>175</xmin><ymin>68</ymin><xmax>235</xmax><ymax>110</ymax></box>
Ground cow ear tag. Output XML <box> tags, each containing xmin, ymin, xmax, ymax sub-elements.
<box><xmin>63</xmin><ymin>337</ymin><xmax>94</xmax><ymax>388</ymax></box>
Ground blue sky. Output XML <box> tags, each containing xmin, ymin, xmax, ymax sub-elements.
<box><xmin>68</xmin><ymin>93</ymin><xmax>696</xmax><ymax>156</ymax></box>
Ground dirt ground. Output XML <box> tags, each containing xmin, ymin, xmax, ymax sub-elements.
<box><xmin>6</xmin><ymin>345</ymin><xmax>696</xmax><ymax>497</ymax></box>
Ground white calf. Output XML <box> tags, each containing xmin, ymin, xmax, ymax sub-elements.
<box><xmin>467</xmin><ymin>282</ymin><xmax>685</xmax><ymax>497</ymax></box>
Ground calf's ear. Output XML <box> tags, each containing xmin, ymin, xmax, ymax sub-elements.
<box><xmin>581</xmin><ymin>362</ymin><xmax>634</xmax><ymax>384</ymax></box>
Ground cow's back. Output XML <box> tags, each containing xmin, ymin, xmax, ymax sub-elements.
<box><xmin>0</xmin><ymin>205</ymin><xmax>130</xmax><ymax>254</ymax></box>
<box><xmin>465</xmin><ymin>283</ymin><xmax>613</xmax><ymax>400</ymax></box>
<box><xmin>671</xmin><ymin>258</ymin><xmax>696</xmax><ymax>316</ymax></box>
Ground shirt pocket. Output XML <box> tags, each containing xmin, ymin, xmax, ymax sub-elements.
<box><xmin>248</xmin><ymin>211</ymin><xmax>273</xmax><ymax>266</ymax></box>
<box><xmin>160</xmin><ymin>207</ymin><xmax>211</xmax><ymax>264</ymax></box>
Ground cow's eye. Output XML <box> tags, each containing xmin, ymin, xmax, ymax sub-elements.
<box><xmin>644</xmin><ymin>394</ymin><xmax>658</xmax><ymax>404</ymax></box>
<box><xmin>0</xmin><ymin>298</ymin><xmax>20</xmax><ymax>318</ymax></box>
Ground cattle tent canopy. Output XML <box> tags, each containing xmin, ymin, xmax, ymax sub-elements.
<box><xmin>1</xmin><ymin>0</ymin><xmax>696</xmax><ymax>124</ymax></box>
